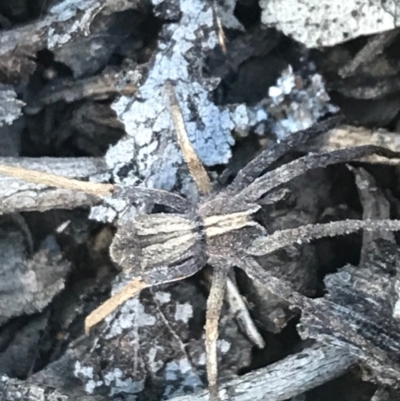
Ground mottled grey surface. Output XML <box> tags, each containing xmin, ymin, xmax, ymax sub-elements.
<box><xmin>260</xmin><ymin>0</ymin><xmax>400</xmax><ymax>48</ymax></box>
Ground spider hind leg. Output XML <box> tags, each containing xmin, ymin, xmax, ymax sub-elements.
<box><xmin>205</xmin><ymin>263</ymin><xmax>228</xmax><ymax>401</ymax></box>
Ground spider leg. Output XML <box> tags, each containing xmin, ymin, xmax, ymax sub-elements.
<box><xmin>205</xmin><ymin>263</ymin><xmax>228</xmax><ymax>401</ymax></box>
<box><xmin>115</xmin><ymin>186</ymin><xmax>190</xmax><ymax>213</ymax></box>
<box><xmin>239</xmin><ymin>145</ymin><xmax>400</xmax><ymax>203</ymax></box>
<box><xmin>247</xmin><ymin>219</ymin><xmax>400</xmax><ymax>257</ymax></box>
<box><xmin>229</xmin><ymin>115</ymin><xmax>343</xmax><ymax>191</ymax></box>
<box><xmin>84</xmin><ymin>278</ymin><xmax>147</xmax><ymax>335</ymax></box>
<box><xmin>164</xmin><ymin>81</ymin><xmax>212</xmax><ymax>195</ymax></box>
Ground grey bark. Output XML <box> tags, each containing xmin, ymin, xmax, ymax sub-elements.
<box><xmin>171</xmin><ymin>343</ymin><xmax>356</xmax><ymax>401</ymax></box>
<box><xmin>0</xmin><ymin>343</ymin><xmax>356</xmax><ymax>401</ymax></box>
<box><xmin>0</xmin><ymin>0</ymin><xmax>137</xmax><ymax>81</ymax></box>
<box><xmin>0</xmin><ymin>215</ymin><xmax>71</xmax><ymax>324</ymax></box>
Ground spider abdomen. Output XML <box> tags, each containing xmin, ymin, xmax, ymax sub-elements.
<box><xmin>110</xmin><ymin>213</ymin><xmax>207</xmax><ymax>286</ymax></box>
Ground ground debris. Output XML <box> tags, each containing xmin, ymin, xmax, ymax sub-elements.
<box><xmin>31</xmin><ymin>281</ymin><xmax>252</xmax><ymax>399</ymax></box>
<box><xmin>3</xmin><ymin>0</ymin><xmax>400</xmax><ymax>400</ymax></box>
<box><xmin>297</xmin><ymin>167</ymin><xmax>400</xmax><ymax>388</ymax></box>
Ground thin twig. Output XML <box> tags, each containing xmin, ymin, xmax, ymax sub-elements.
<box><xmin>0</xmin><ymin>164</ymin><xmax>114</xmax><ymax>196</ymax></box>
<box><xmin>164</xmin><ymin>81</ymin><xmax>212</xmax><ymax>194</ymax></box>
<box><xmin>85</xmin><ymin>279</ymin><xmax>147</xmax><ymax>334</ymax></box>
<box><xmin>212</xmin><ymin>0</ymin><xmax>227</xmax><ymax>53</ymax></box>
<box><xmin>226</xmin><ymin>276</ymin><xmax>265</xmax><ymax>349</ymax></box>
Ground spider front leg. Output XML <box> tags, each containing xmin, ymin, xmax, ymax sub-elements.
<box><xmin>230</xmin><ymin>115</ymin><xmax>343</xmax><ymax>192</ymax></box>
<box><xmin>239</xmin><ymin>144</ymin><xmax>400</xmax><ymax>203</ymax></box>
<box><xmin>115</xmin><ymin>186</ymin><xmax>190</xmax><ymax>214</ymax></box>
<box><xmin>247</xmin><ymin>219</ymin><xmax>400</xmax><ymax>257</ymax></box>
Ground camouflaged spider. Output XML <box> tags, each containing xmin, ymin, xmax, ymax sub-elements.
<box><xmin>83</xmin><ymin>82</ymin><xmax>400</xmax><ymax>400</ymax></box>
<box><xmin>3</xmin><ymin>82</ymin><xmax>400</xmax><ymax>401</ymax></box>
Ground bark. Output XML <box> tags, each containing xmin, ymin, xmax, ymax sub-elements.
<box><xmin>0</xmin><ymin>343</ymin><xmax>356</xmax><ymax>401</ymax></box>
<box><xmin>170</xmin><ymin>344</ymin><xmax>356</xmax><ymax>401</ymax></box>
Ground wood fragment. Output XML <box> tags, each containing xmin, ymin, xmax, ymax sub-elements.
<box><xmin>339</xmin><ymin>30</ymin><xmax>399</xmax><ymax>78</ymax></box>
<box><xmin>170</xmin><ymin>343</ymin><xmax>356</xmax><ymax>401</ymax></box>
<box><xmin>1</xmin><ymin>374</ymin><xmax>107</xmax><ymax>401</ymax></box>
<box><xmin>370</xmin><ymin>387</ymin><xmax>392</xmax><ymax>401</ymax></box>
<box><xmin>0</xmin><ymin>0</ymin><xmax>109</xmax><ymax>80</ymax></box>
<box><xmin>348</xmin><ymin>166</ymin><xmax>394</xmax><ymax>265</ymax></box>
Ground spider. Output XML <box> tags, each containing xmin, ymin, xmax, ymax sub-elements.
<box><xmin>2</xmin><ymin>82</ymin><xmax>400</xmax><ymax>401</ymax></box>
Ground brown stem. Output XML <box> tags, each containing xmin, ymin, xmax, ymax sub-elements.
<box><xmin>0</xmin><ymin>164</ymin><xmax>114</xmax><ymax>196</ymax></box>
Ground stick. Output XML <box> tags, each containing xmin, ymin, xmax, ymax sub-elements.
<box><xmin>170</xmin><ymin>343</ymin><xmax>356</xmax><ymax>401</ymax></box>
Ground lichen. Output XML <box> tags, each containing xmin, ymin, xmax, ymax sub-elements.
<box><xmin>174</xmin><ymin>303</ymin><xmax>193</xmax><ymax>323</ymax></box>
<box><xmin>252</xmin><ymin>65</ymin><xmax>338</xmax><ymax>139</ymax></box>
<box><xmin>162</xmin><ymin>358</ymin><xmax>203</xmax><ymax>399</ymax></box>
<box><xmin>260</xmin><ymin>0</ymin><xmax>400</xmax><ymax>48</ymax></box>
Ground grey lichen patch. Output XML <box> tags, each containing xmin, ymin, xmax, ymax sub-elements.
<box><xmin>251</xmin><ymin>65</ymin><xmax>337</xmax><ymax>139</ymax></box>
<box><xmin>108</xmin><ymin>0</ymin><xmax>233</xmax><ymax>194</ymax></box>
<box><xmin>162</xmin><ymin>358</ymin><xmax>203</xmax><ymax>399</ymax></box>
<box><xmin>217</xmin><ymin>339</ymin><xmax>231</xmax><ymax>354</ymax></box>
<box><xmin>154</xmin><ymin>291</ymin><xmax>172</xmax><ymax>304</ymax></box>
<box><xmin>72</xmin><ymin>283</ymin><xmax>207</xmax><ymax>398</ymax></box>
<box><xmin>91</xmin><ymin>0</ymin><xmax>336</xmax><ymax>223</ymax></box>
<box><xmin>101</xmin><ymin>0</ymin><xmax>272</xmax><ymax>218</ymax></box>
<box><xmin>103</xmin><ymin>296</ymin><xmax>157</xmax><ymax>340</ymax></box>
<box><xmin>74</xmin><ymin>362</ymin><xmax>99</xmax><ymax>394</ymax></box>
<box><xmin>0</xmin><ymin>85</ymin><xmax>25</xmax><ymax>127</ymax></box>
<box><xmin>174</xmin><ymin>302</ymin><xmax>193</xmax><ymax>323</ymax></box>
<box><xmin>104</xmin><ymin>369</ymin><xmax>145</xmax><ymax>397</ymax></box>
<box><xmin>260</xmin><ymin>0</ymin><xmax>399</xmax><ymax>48</ymax></box>
<box><xmin>47</xmin><ymin>0</ymin><xmax>106</xmax><ymax>49</ymax></box>
<box><xmin>214</xmin><ymin>0</ymin><xmax>244</xmax><ymax>32</ymax></box>
<box><xmin>48</xmin><ymin>0</ymin><xmax>99</xmax><ymax>22</ymax></box>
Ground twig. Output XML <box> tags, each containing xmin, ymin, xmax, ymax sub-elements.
<box><xmin>0</xmin><ymin>157</ymin><xmax>111</xmax><ymax>213</ymax></box>
<box><xmin>85</xmin><ymin>279</ymin><xmax>147</xmax><ymax>335</ymax></box>
<box><xmin>0</xmin><ymin>164</ymin><xmax>113</xmax><ymax>196</ymax></box>
<box><xmin>170</xmin><ymin>343</ymin><xmax>356</xmax><ymax>401</ymax></box>
<box><xmin>164</xmin><ymin>81</ymin><xmax>212</xmax><ymax>194</ymax></box>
